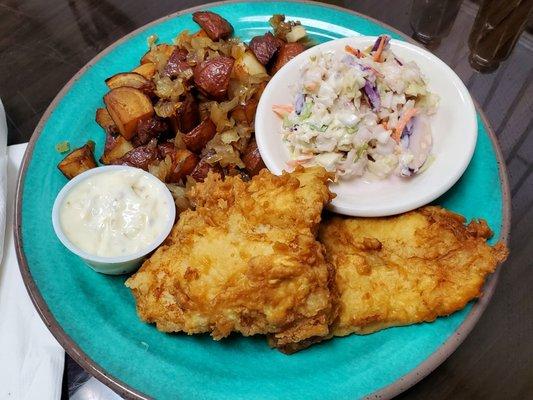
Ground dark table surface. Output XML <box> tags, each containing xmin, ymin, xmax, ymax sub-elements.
<box><xmin>1</xmin><ymin>0</ymin><xmax>532</xmax><ymax>399</ymax></box>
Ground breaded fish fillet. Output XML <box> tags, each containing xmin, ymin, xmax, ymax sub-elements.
<box><xmin>319</xmin><ymin>206</ymin><xmax>508</xmax><ymax>336</ymax></box>
<box><xmin>126</xmin><ymin>167</ymin><xmax>337</xmax><ymax>353</ymax></box>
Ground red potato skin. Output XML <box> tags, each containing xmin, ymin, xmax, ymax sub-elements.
<box><xmin>248</xmin><ymin>32</ymin><xmax>284</xmax><ymax>65</ymax></box>
<box><xmin>190</xmin><ymin>157</ymin><xmax>223</xmax><ymax>182</ymax></box>
<box><xmin>100</xmin><ymin>133</ymin><xmax>133</xmax><ymax>164</ymax></box>
<box><xmin>168</xmin><ymin>149</ymin><xmax>200</xmax><ymax>183</ymax></box>
<box><xmin>157</xmin><ymin>143</ymin><xmax>200</xmax><ymax>183</ymax></box>
<box><xmin>271</xmin><ymin>42</ymin><xmax>306</xmax><ymax>74</ymax></box>
<box><xmin>192</xmin><ymin>11</ymin><xmax>234</xmax><ymax>41</ymax></box>
<box><xmin>158</xmin><ymin>142</ymin><xmax>175</xmax><ymax>159</ymax></box>
<box><xmin>242</xmin><ymin>139</ymin><xmax>266</xmax><ymax>176</ymax></box>
<box><xmin>230</xmin><ymin>97</ymin><xmax>259</xmax><ymax>126</ymax></box>
<box><xmin>193</xmin><ymin>56</ymin><xmax>234</xmax><ymax>100</ymax></box>
<box><xmin>182</xmin><ymin>118</ymin><xmax>217</xmax><ymax>153</ymax></box>
<box><xmin>132</xmin><ymin>117</ymin><xmax>169</xmax><ymax>147</ymax></box>
<box><xmin>114</xmin><ymin>141</ymin><xmax>159</xmax><ymax>171</ymax></box>
<box><xmin>163</xmin><ymin>48</ymin><xmax>191</xmax><ymax>79</ymax></box>
<box><xmin>170</xmin><ymin>93</ymin><xmax>200</xmax><ymax>134</ymax></box>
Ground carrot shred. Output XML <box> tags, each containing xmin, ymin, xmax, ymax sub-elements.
<box><xmin>392</xmin><ymin>108</ymin><xmax>417</xmax><ymax>143</ymax></box>
<box><xmin>272</xmin><ymin>104</ymin><xmax>294</xmax><ymax>118</ymax></box>
<box><xmin>373</xmin><ymin>36</ymin><xmax>386</xmax><ymax>62</ymax></box>
<box><xmin>345</xmin><ymin>45</ymin><xmax>364</xmax><ymax>58</ymax></box>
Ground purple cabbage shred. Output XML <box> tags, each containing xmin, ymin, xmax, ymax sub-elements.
<box><xmin>401</xmin><ymin>117</ymin><xmax>415</xmax><ymax>139</ymax></box>
<box><xmin>294</xmin><ymin>93</ymin><xmax>305</xmax><ymax>115</ymax></box>
<box><xmin>342</xmin><ymin>55</ymin><xmax>372</xmax><ymax>73</ymax></box>
<box><xmin>363</xmin><ymin>79</ymin><xmax>381</xmax><ymax>111</ymax></box>
<box><xmin>341</xmin><ymin>54</ymin><xmax>357</xmax><ymax>66</ymax></box>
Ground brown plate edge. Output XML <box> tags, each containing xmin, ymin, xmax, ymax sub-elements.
<box><xmin>13</xmin><ymin>1</ymin><xmax>511</xmax><ymax>400</ymax></box>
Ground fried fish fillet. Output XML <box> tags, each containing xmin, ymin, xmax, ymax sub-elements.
<box><xmin>319</xmin><ymin>206</ymin><xmax>508</xmax><ymax>336</ymax></box>
<box><xmin>126</xmin><ymin>167</ymin><xmax>337</xmax><ymax>353</ymax></box>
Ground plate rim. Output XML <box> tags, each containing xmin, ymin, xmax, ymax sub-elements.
<box><xmin>13</xmin><ymin>1</ymin><xmax>511</xmax><ymax>399</ymax></box>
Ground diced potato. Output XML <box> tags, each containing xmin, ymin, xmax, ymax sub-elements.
<box><xmin>95</xmin><ymin>108</ymin><xmax>118</xmax><ymax>134</ymax></box>
<box><xmin>270</xmin><ymin>42</ymin><xmax>306</xmax><ymax>74</ymax></box>
<box><xmin>100</xmin><ymin>134</ymin><xmax>134</xmax><ymax>164</ymax></box>
<box><xmin>285</xmin><ymin>25</ymin><xmax>307</xmax><ymax>43</ymax></box>
<box><xmin>114</xmin><ymin>140</ymin><xmax>159</xmax><ymax>170</ymax></box>
<box><xmin>242</xmin><ymin>138</ymin><xmax>266</xmax><ymax>176</ymax></box>
<box><xmin>230</xmin><ymin>81</ymin><xmax>265</xmax><ymax>126</ymax></box>
<box><xmin>234</xmin><ymin>50</ymin><xmax>267</xmax><ymax>80</ymax></box>
<box><xmin>193</xmin><ymin>56</ymin><xmax>234</xmax><ymax>100</ymax></box>
<box><xmin>57</xmin><ymin>141</ymin><xmax>97</xmax><ymax>179</ymax></box>
<box><xmin>190</xmin><ymin>156</ymin><xmax>223</xmax><ymax>182</ymax></box>
<box><xmin>167</xmin><ymin>149</ymin><xmax>199</xmax><ymax>183</ymax></box>
<box><xmin>105</xmin><ymin>72</ymin><xmax>151</xmax><ymax>90</ymax></box>
<box><xmin>231</xmin><ymin>97</ymin><xmax>259</xmax><ymax>126</ymax></box>
<box><xmin>132</xmin><ymin>62</ymin><xmax>157</xmax><ymax>79</ymax></box>
<box><xmin>104</xmin><ymin>87</ymin><xmax>154</xmax><ymax>140</ymax></box>
<box><xmin>140</xmin><ymin>44</ymin><xmax>175</xmax><ymax>65</ymax></box>
<box><xmin>182</xmin><ymin>118</ymin><xmax>217</xmax><ymax>153</ymax></box>
<box><xmin>169</xmin><ymin>92</ymin><xmax>199</xmax><ymax>134</ymax></box>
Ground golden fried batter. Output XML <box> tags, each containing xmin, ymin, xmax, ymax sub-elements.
<box><xmin>126</xmin><ymin>167</ymin><xmax>337</xmax><ymax>353</ymax></box>
<box><xmin>319</xmin><ymin>206</ymin><xmax>508</xmax><ymax>336</ymax></box>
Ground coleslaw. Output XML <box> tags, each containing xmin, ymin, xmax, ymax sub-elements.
<box><xmin>274</xmin><ymin>35</ymin><xmax>439</xmax><ymax>180</ymax></box>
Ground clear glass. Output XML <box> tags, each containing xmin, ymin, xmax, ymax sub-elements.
<box><xmin>410</xmin><ymin>0</ymin><xmax>464</xmax><ymax>46</ymax></box>
<box><xmin>469</xmin><ymin>0</ymin><xmax>533</xmax><ymax>72</ymax></box>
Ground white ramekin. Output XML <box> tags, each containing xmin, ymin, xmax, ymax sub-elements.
<box><xmin>52</xmin><ymin>165</ymin><xmax>176</xmax><ymax>275</ymax></box>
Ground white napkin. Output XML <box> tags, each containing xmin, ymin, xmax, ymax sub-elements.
<box><xmin>0</xmin><ymin>143</ymin><xmax>65</xmax><ymax>400</ymax></box>
<box><xmin>0</xmin><ymin>99</ymin><xmax>7</xmax><ymax>262</ymax></box>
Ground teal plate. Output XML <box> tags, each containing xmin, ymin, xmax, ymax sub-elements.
<box><xmin>15</xmin><ymin>1</ymin><xmax>510</xmax><ymax>399</ymax></box>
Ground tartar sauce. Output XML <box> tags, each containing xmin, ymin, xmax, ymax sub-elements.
<box><xmin>59</xmin><ymin>168</ymin><xmax>172</xmax><ymax>258</ymax></box>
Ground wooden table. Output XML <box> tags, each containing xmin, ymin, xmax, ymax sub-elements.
<box><xmin>1</xmin><ymin>0</ymin><xmax>531</xmax><ymax>398</ymax></box>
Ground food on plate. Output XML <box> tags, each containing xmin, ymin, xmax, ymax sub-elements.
<box><xmin>181</xmin><ymin>117</ymin><xmax>217</xmax><ymax>152</ymax></box>
<box><xmin>132</xmin><ymin>62</ymin><xmax>157</xmax><ymax>79</ymax></box>
<box><xmin>57</xmin><ymin>141</ymin><xmax>97</xmax><ymax>179</ymax></box>
<box><xmin>52</xmin><ymin>10</ymin><xmax>507</xmax><ymax>355</ymax></box>
<box><xmin>319</xmin><ymin>206</ymin><xmax>508</xmax><ymax>336</ymax></box>
<box><xmin>169</xmin><ymin>92</ymin><xmax>199</xmax><ymax>133</ymax></box>
<box><xmin>58</xmin><ymin>168</ymin><xmax>173</xmax><ymax>258</ymax></box>
<box><xmin>242</xmin><ymin>138</ymin><xmax>266</xmax><ymax>176</ymax></box>
<box><xmin>125</xmin><ymin>167</ymin><xmax>337</xmax><ymax>354</ymax></box>
<box><xmin>269</xmin><ymin>14</ymin><xmax>308</xmax><ymax>43</ymax></box>
<box><xmin>57</xmin><ymin>11</ymin><xmax>311</xmax><ymax>218</ymax></box>
<box><xmin>276</xmin><ymin>35</ymin><xmax>439</xmax><ymax>180</ymax></box>
<box><xmin>192</xmin><ymin>11</ymin><xmax>234</xmax><ymax>41</ymax></box>
<box><xmin>193</xmin><ymin>56</ymin><xmax>235</xmax><ymax>99</ymax></box>
<box><xmin>100</xmin><ymin>134</ymin><xmax>133</xmax><ymax>164</ymax></box>
<box><xmin>271</xmin><ymin>42</ymin><xmax>306</xmax><ymax>74</ymax></box>
<box><xmin>189</xmin><ymin>155</ymin><xmax>223</xmax><ymax>182</ymax></box>
<box><xmin>164</xmin><ymin>148</ymin><xmax>200</xmax><ymax>183</ymax></box>
<box><xmin>105</xmin><ymin>72</ymin><xmax>155</xmax><ymax>96</ymax></box>
<box><xmin>140</xmin><ymin>43</ymin><xmax>175</xmax><ymax>66</ymax></box>
<box><xmin>95</xmin><ymin>108</ymin><xmax>118</xmax><ymax>135</ymax></box>
<box><xmin>249</xmin><ymin>32</ymin><xmax>284</xmax><ymax>65</ymax></box>
<box><xmin>114</xmin><ymin>139</ymin><xmax>160</xmax><ymax>170</ymax></box>
<box><xmin>104</xmin><ymin>87</ymin><xmax>155</xmax><ymax>140</ymax></box>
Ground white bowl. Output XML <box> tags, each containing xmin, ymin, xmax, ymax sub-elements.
<box><xmin>52</xmin><ymin>165</ymin><xmax>176</xmax><ymax>275</ymax></box>
<box><xmin>255</xmin><ymin>37</ymin><xmax>477</xmax><ymax>216</ymax></box>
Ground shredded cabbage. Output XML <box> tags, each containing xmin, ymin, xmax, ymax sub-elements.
<box><xmin>280</xmin><ymin>39</ymin><xmax>438</xmax><ymax>180</ymax></box>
